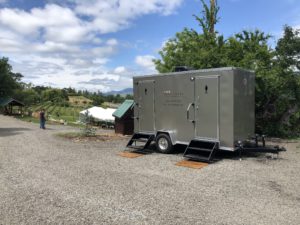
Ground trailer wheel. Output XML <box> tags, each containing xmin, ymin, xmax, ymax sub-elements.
<box><xmin>156</xmin><ymin>133</ymin><xmax>173</xmax><ymax>154</ymax></box>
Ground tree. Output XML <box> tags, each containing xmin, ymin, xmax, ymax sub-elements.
<box><xmin>125</xmin><ymin>94</ymin><xmax>133</xmax><ymax>100</ymax></box>
<box><xmin>225</xmin><ymin>30</ymin><xmax>272</xmax><ymax>70</ymax></box>
<box><xmin>0</xmin><ymin>57</ymin><xmax>20</xmax><ymax>97</ymax></box>
<box><xmin>13</xmin><ymin>88</ymin><xmax>39</xmax><ymax>105</ymax></box>
<box><xmin>276</xmin><ymin>26</ymin><xmax>300</xmax><ymax>71</ymax></box>
<box><xmin>154</xmin><ymin>0</ymin><xmax>300</xmax><ymax>136</ymax></box>
<box><xmin>154</xmin><ymin>0</ymin><xmax>226</xmax><ymax>73</ymax></box>
<box><xmin>41</xmin><ymin>88</ymin><xmax>66</xmax><ymax>103</ymax></box>
<box><xmin>91</xmin><ymin>93</ymin><xmax>104</xmax><ymax>106</ymax></box>
<box><xmin>194</xmin><ymin>0</ymin><xmax>219</xmax><ymax>36</ymax></box>
<box><xmin>267</xmin><ymin>26</ymin><xmax>300</xmax><ymax>136</ymax></box>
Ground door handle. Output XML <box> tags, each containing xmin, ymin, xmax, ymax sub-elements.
<box><xmin>186</xmin><ymin>103</ymin><xmax>195</xmax><ymax>122</ymax></box>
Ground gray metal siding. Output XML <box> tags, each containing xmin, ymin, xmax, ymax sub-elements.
<box><xmin>219</xmin><ymin>70</ymin><xmax>234</xmax><ymax>148</ymax></box>
<box><xmin>195</xmin><ymin>76</ymin><xmax>219</xmax><ymax>139</ymax></box>
<box><xmin>133</xmin><ymin>67</ymin><xmax>254</xmax><ymax>150</ymax></box>
<box><xmin>137</xmin><ymin>80</ymin><xmax>155</xmax><ymax>132</ymax></box>
<box><xmin>233</xmin><ymin>69</ymin><xmax>255</xmax><ymax>143</ymax></box>
<box><xmin>154</xmin><ymin>74</ymin><xmax>195</xmax><ymax>142</ymax></box>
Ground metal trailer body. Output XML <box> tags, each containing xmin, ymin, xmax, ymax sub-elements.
<box><xmin>132</xmin><ymin>67</ymin><xmax>255</xmax><ymax>152</ymax></box>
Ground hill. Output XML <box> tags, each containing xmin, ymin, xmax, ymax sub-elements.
<box><xmin>105</xmin><ymin>88</ymin><xmax>133</xmax><ymax>96</ymax></box>
<box><xmin>68</xmin><ymin>96</ymin><xmax>93</xmax><ymax>106</ymax></box>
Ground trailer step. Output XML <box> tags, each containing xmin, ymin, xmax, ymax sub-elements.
<box><xmin>185</xmin><ymin>147</ymin><xmax>213</xmax><ymax>152</ymax></box>
<box><xmin>130</xmin><ymin>138</ymin><xmax>148</xmax><ymax>143</ymax></box>
<box><xmin>183</xmin><ymin>139</ymin><xmax>218</xmax><ymax>163</ymax></box>
<box><xmin>183</xmin><ymin>154</ymin><xmax>210</xmax><ymax>163</ymax></box>
<box><xmin>126</xmin><ymin>133</ymin><xmax>155</xmax><ymax>151</ymax></box>
<box><xmin>127</xmin><ymin>145</ymin><xmax>146</xmax><ymax>150</ymax></box>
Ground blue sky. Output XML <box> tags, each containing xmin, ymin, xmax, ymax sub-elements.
<box><xmin>0</xmin><ymin>0</ymin><xmax>299</xmax><ymax>92</ymax></box>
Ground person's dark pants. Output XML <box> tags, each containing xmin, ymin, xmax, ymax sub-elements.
<box><xmin>40</xmin><ymin>120</ymin><xmax>46</xmax><ymax>129</ymax></box>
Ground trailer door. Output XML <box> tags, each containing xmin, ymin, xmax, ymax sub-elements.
<box><xmin>195</xmin><ymin>76</ymin><xmax>219</xmax><ymax>140</ymax></box>
<box><xmin>138</xmin><ymin>80</ymin><xmax>155</xmax><ymax>132</ymax></box>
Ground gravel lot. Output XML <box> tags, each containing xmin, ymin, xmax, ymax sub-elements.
<box><xmin>0</xmin><ymin>115</ymin><xmax>299</xmax><ymax>225</ymax></box>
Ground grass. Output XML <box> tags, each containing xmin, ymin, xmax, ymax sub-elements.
<box><xmin>26</xmin><ymin>102</ymin><xmax>87</xmax><ymax>123</ymax></box>
<box><xmin>15</xmin><ymin>115</ymin><xmax>40</xmax><ymax>123</ymax></box>
<box><xmin>55</xmin><ymin>131</ymin><xmax>127</xmax><ymax>142</ymax></box>
<box><xmin>56</xmin><ymin>132</ymin><xmax>84</xmax><ymax>139</ymax></box>
<box><xmin>15</xmin><ymin>115</ymin><xmax>58</xmax><ymax>125</ymax></box>
<box><xmin>15</xmin><ymin>115</ymin><xmax>85</xmax><ymax>129</ymax></box>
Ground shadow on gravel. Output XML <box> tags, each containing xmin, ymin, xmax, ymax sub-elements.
<box><xmin>126</xmin><ymin>143</ymin><xmax>284</xmax><ymax>163</ymax></box>
<box><xmin>41</xmin><ymin>127</ymin><xmax>55</xmax><ymax>130</ymax></box>
<box><xmin>170</xmin><ymin>144</ymin><xmax>284</xmax><ymax>163</ymax></box>
<box><xmin>0</xmin><ymin>127</ymin><xmax>31</xmax><ymax>137</ymax></box>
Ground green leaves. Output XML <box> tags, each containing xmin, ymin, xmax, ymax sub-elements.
<box><xmin>276</xmin><ymin>25</ymin><xmax>300</xmax><ymax>70</ymax></box>
<box><xmin>0</xmin><ymin>57</ymin><xmax>19</xmax><ymax>97</ymax></box>
<box><xmin>154</xmin><ymin>0</ymin><xmax>300</xmax><ymax>137</ymax></box>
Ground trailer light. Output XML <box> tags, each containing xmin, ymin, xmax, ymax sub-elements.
<box><xmin>190</xmin><ymin>77</ymin><xmax>195</xmax><ymax>81</ymax></box>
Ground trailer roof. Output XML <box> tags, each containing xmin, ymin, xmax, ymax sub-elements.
<box><xmin>133</xmin><ymin>67</ymin><xmax>254</xmax><ymax>79</ymax></box>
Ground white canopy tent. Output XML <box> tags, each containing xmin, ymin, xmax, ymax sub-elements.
<box><xmin>79</xmin><ymin>106</ymin><xmax>115</xmax><ymax>123</ymax></box>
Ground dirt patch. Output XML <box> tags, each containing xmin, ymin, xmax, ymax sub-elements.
<box><xmin>118</xmin><ymin>152</ymin><xmax>144</xmax><ymax>158</ymax></box>
<box><xmin>176</xmin><ymin>160</ymin><xmax>209</xmax><ymax>169</ymax></box>
<box><xmin>56</xmin><ymin>132</ymin><xmax>128</xmax><ymax>142</ymax></box>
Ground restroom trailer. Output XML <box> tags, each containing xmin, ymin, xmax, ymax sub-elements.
<box><xmin>126</xmin><ymin>67</ymin><xmax>283</xmax><ymax>162</ymax></box>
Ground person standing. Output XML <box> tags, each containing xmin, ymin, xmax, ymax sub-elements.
<box><xmin>39</xmin><ymin>109</ymin><xmax>46</xmax><ymax>129</ymax></box>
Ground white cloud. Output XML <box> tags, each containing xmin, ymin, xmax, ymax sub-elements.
<box><xmin>33</xmin><ymin>41</ymin><xmax>79</xmax><ymax>53</ymax></box>
<box><xmin>92</xmin><ymin>58</ymin><xmax>109</xmax><ymax>65</ymax></box>
<box><xmin>74</xmin><ymin>0</ymin><xmax>183</xmax><ymax>33</ymax></box>
<box><xmin>135</xmin><ymin>55</ymin><xmax>157</xmax><ymax>72</ymax></box>
<box><xmin>106</xmin><ymin>38</ymin><xmax>118</xmax><ymax>46</ymax></box>
<box><xmin>0</xmin><ymin>0</ymin><xmax>183</xmax><ymax>91</ymax></box>
<box><xmin>44</xmin><ymin>26</ymin><xmax>88</xmax><ymax>44</ymax></box>
<box><xmin>0</xmin><ymin>5</ymin><xmax>80</xmax><ymax>36</ymax></box>
<box><xmin>113</xmin><ymin>66</ymin><xmax>127</xmax><ymax>74</ymax></box>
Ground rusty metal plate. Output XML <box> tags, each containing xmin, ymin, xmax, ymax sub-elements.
<box><xmin>118</xmin><ymin>152</ymin><xmax>144</xmax><ymax>158</ymax></box>
<box><xmin>176</xmin><ymin>160</ymin><xmax>208</xmax><ymax>169</ymax></box>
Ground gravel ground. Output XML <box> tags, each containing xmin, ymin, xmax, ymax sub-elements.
<box><xmin>0</xmin><ymin>115</ymin><xmax>299</xmax><ymax>225</ymax></box>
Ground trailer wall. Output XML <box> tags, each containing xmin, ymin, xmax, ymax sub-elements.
<box><xmin>133</xmin><ymin>67</ymin><xmax>255</xmax><ymax>150</ymax></box>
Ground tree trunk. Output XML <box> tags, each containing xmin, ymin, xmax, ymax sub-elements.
<box><xmin>280</xmin><ymin>104</ymin><xmax>299</xmax><ymax>125</ymax></box>
<box><xmin>209</xmin><ymin>0</ymin><xmax>216</xmax><ymax>34</ymax></box>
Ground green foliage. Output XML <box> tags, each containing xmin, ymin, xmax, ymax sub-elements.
<box><xmin>154</xmin><ymin>1</ymin><xmax>226</xmax><ymax>73</ymax></box>
<box><xmin>59</xmin><ymin>101</ymin><xmax>70</xmax><ymax>107</ymax></box>
<box><xmin>41</xmin><ymin>88</ymin><xmax>68</xmax><ymax>103</ymax></box>
<box><xmin>13</xmin><ymin>88</ymin><xmax>39</xmax><ymax>105</ymax></box>
<box><xmin>258</xmin><ymin>26</ymin><xmax>300</xmax><ymax>136</ymax></box>
<box><xmin>125</xmin><ymin>94</ymin><xmax>133</xmax><ymax>100</ymax></box>
<box><xmin>80</xmin><ymin>110</ymin><xmax>96</xmax><ymax>137</ymax></box>
<box><xmin>154</xmin><ymin>28</ymin><xmax>226</xmax><ymax>72</ymax></box>
<box><xmin>194</xmin><ymin>0</ymin><xmax>219</xmax><ymax>35</ymax></box>
<box><xmin>0</xmin><ymin>57</ymin><xmax>20</xmax><ymax>97</ymax></box>
<box><xmin>92</xmin><ymin>96</ymin><xmax>104</xmax><ymax>106</ymax></box>
<box><xmin>154</xmin><ymin>0</ymin><xmax>300</xmax><ymax>137</ymax></box>
<box><xmin>276</xmin><ymin>26</ymin><xmax>300</xmax><ymax>71</ymax></box>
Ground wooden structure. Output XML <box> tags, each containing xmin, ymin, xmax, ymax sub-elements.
<box><xmin>113</xmin><ymin>100</ymin><xmax>134</xmax><ymax>135</ymax></box>
<box><xmin>0</xmin><ymin>97</ymin><xmax>25</xmax><ymax>115</ymax></box>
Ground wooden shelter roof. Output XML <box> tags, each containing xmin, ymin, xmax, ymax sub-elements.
<box><xmin>0</xmin><ymin>97</ymin><xmax>25</xmax><ymax>107</ymax></box>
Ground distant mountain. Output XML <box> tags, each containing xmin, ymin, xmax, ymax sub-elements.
<box><xmin>105</xmin><ymin>88</ymin><xmax>133</xmax><ymax>96</ymax></box>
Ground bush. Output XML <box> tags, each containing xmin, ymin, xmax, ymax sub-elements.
<box><xmin>80</xmin><ymin>110</ymin><xmax>96</xmax><ymax>137</ymax></box>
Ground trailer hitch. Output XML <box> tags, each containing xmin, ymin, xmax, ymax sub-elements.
<box><xmin>237</xmin><ymin>137</ymin><xmax>286</xmax><ymax>161</ymax></box>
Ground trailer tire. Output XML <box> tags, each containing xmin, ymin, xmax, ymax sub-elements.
<box><xmin>156</xmin><ymin>133</ymin><xmax>173</xmax><ymax>154</ymax></box>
